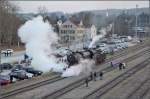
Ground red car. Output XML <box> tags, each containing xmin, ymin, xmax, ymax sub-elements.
<box><xmin>0</xmin><ymin>75</ymin><xmax>11</xmax><ymax>85</ymax></box>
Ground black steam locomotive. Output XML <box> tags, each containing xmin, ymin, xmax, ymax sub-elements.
<box><xmin>76</xmin><ymin>48</ymin><xmax>106</xmax><ymax>65</ymax></box>
<box><xmin>55</xmin><ymin>47</ymin><xmax>106</xmax><ymax>67</ymax></box>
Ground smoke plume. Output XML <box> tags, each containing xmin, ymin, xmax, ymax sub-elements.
<box><xmin>18</xmin><ymin>16</ymin><xmax>65</xmax><ymax>72</ymax></box>
<box><xmin>89</xmin><ymin>24</ymin><xmax>112</xmax><ymax>48</ymax></box>
<box><xmin>62</xmin><ymin>59</ymin><xmax>94</xmax><ymax>77</ymax></box>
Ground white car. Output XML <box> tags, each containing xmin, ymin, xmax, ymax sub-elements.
<box><xmin>95</xmin><ymin>43</ymin><xmax>113</xmax><ymax>54</ymax></box>
<box><xmin>6</xmin><ymin>49</ymin><xmax>14</xmax><ymax>53</ymax></box>
<box><xmin>26</xmin><ymin>72</ymin><xmax>34</xmax><ymax>78</ymax></box>
<box><xmin>1</xmin><ymin>49</ymin><xmax>14</xmax><ymax>55</ymax></box>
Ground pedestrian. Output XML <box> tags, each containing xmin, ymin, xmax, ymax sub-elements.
<box><xmin>110</xmin><ymin>62</ymin><xmax>114</xmax><ymax>67</ymax></box>
<box><xmin>6</xmin><ymin>52</ymin><xmax>8</xmax><ymax>57</ymax></box>
<box><xmin>10</xmin><ymin>75</ymin><xmax>13</xmax><ymax>83</ymax></box>
<box><xmin>85</xmin><ymin>78</ymin><xmax>89</xmax><ymax>87</ymax></box>
<box><xmin>90</xmin><ymin>72</ymin><xmax>93</xmax><ymax>81</ymax></box>
<box><xmin>122</xmin><ymin>63</ymin><xmax>126</xmax><ymax>69</ymax></box>
<box><xmin>93</xmin><ymin>72</ymin><xmax>97</xmax><ymax>81</ymax></box>
<box><xmin>99</xmin><ymin>71</ymin><xmax>103</xmax><ymax>80</ymax></box>
<box><xmin>24</xmin><ymin>54</ymin><xmax>29</xmax><ymax>61</ymax></box>
<box><xmin>119</xmin><ymin>62</ymin><xmax>123</xmax><ymax>70</ymax></box>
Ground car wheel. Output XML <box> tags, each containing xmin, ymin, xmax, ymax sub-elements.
<box><xmin>35</xmin><ymin>74</ymin><xmax>38</xmax><ymax>76</ymax></box>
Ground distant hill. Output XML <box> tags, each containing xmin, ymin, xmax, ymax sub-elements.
<box><xmin>92</xmin><ymin>7</ymin><xmax>149</xmax><ymax>16</ymax></box>
<box><xmin>16</xmin><ymin>7</ymin><xmax>149</xmax><ymax>28</ymax></box>
<box><xmin>17</xmin><ymin>7</ymin><xmax>149</xmax><ymax>21</ymax></box>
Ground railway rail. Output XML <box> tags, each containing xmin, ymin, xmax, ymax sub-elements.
<box><xmin>0</xmin><ymin>75</ymin><xmax>64</xmax><ymax>99</ymax></box>
<box><xmin>0</xmin><ymin>44</ymin><xmax>148</xmax><ymax>99</ymax></box>
<box><xmin>42</xmin><ymin>49</ymin><xmax>149</xmax><ymax>99</ymax></box>
<box><xmin>127</xmin><ymin>75</ymin><xmax>150</xmax><ymax>99</ymax></box>
<box><xmin>83</xmin><ymin>59</ymin><xmax>150</xmax><ymax>99</ymax></box>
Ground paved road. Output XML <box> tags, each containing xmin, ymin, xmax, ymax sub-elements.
<box><xmin>1</xmin><ymin>51</ymin><xmax>25</xmax><ymax>63</ymax></box>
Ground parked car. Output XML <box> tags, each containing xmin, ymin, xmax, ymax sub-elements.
<box><xmin>7</xmin><ymin>49</ymin><xmax>14</xmax><ymax>54</ymax></box>
<box><xmin>119</xmin><ymin>36</ymin><xmax>132</xmax><ymax>42</ymax></box>
<box><xmin>0</xmin><ymin>63</ymin><xmax>13</xmax><ymax>70</ymax></box>
<box><xmin>0</xmin><ymin>75</ymin><xmax>11</xmax><ymax>85</ymax></box>
<box><xmin>9</xmin><ymin>70</ymin><xmax>33</xmax><ymax>80</ymax></box>
<box><xmin>11</xmin><ymin>64</ymin><xmax>24</xmax><ymax>72</ymax></box>
<box><xmin>116</xmin><ymin>43</ymin><xmax>123</xmax><ymax>49</ymax></box>
<box><xmin>116</xmin><ymin>42</ymin><xmax>128</xmax><ymax>49</ymax></box>
<box><xmin>23</xmin><ymin>67</ymin><xmax>43</xmax><ymax>76</ymax></box>
<box><xmin>121</xmin><ymin>42</ymin><xmax>128</xmax><ymax>48</ymax></box>
<box><xmin>1</xmin><ymin>49</ymin><xmax>14</xmax><ymax>56</ymax></box>
<box><xmin>96</xmin><ymin>43</ymin><xmax>113</xmax><ymax>54</ymax></box>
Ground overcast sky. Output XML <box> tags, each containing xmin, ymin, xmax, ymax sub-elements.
<box><xmin>11</xmin><ymin>1</ymin><xmax>149</xmax><ymax>14</ymax></box>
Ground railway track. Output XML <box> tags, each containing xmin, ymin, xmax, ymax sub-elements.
<box><xmin>127</xmin><ymin>75</ymin><xmax>150</xmax><ymax>99</ymax></box>
<box><xmin>97</xmin><ymin>49</ymin><xmax>148</xmax><ymax>73</ymax></box>
<box><xmin>0</xmin><ymin>75</ymin><xmax>64</xmax><ymax>99</ymax></box>
<box><xmin>0</xmin><ymin>44</ymin><xmax>148</xmax><ymax>99</ymax></box>
<box><xmin>41</xmin><ymin>49</ymin><xmax>149</xmax><ymax>99</ymax></box>
<box><xmin>82</xmin><ymin>59</ymin><xmax>150</xmax><ymax>99</ymax></box>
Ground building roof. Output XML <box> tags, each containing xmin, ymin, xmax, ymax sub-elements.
<box><xmin>62</xmin><ymin>20</ymin><xmax>77</xmax><ymax>28</ymax></box>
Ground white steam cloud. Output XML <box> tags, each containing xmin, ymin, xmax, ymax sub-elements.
<box><xmin>18</xmin><ymin>16</ymin><xmax>65</xmax><ymax>72</ymax></box>
<box><xmin>62</xmin><ymin>59</ymin><xmax>94</xmax><ymax>77</ymax></box>
<box><xmin>89</xmin><ymin>24</ymin><xmax>112</xmax><ymax>48</ymax></box>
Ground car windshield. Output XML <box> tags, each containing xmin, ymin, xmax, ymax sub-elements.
<box><xmin>16</xmin><ymin>70</ymin><xmax>26</xmax><ymax>74</ymax></box>
<box><xmin>15</xmin><ymin>65</ymin><xmax>23</xmax><ymax>68</ymax></box>
<box><xmin>27</xmin><ymin>68</ymin><xmax>34</xmax><ymax>71</ymax></box>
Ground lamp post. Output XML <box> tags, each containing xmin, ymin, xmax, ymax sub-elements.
<box><xmin>0</xmin><ymin>48</ymin><xmax>1</xmax><ymax>64</ymax></box>
<box><xmin>135</xmin><ymin>4</ymin><xmax>138</xmax><ymax>39</ymax></box>
<box><xmin>148</xmin><ymin>0</ymin><xmax>150</xmax><ymax>79</ymax></box>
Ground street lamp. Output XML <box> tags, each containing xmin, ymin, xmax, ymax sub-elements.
<box><xmin>0</xmin><ymin>47</ymin><xmax>1</xmax><ymax>64</ymax></box>
<box><xmin>148</xmin><ymin>0</ymin><xmax>150</xmax><ymax>79</ymax></box>
<box><xmin>0</xmin><ymin>54</ymin><xmax>1</xmax><ymax>65</ymax></box>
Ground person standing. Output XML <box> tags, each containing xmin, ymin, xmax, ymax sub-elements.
<box><xmin>93</xmin><ymin>72</ymin><xmax>97</xmax><ymax>81</ymax></box>
<box><xmin>24</xmin><ymin>54</ymin><xmax>29</xmax><ymax>61</ymax></box>
<box><xmin>90</xmin><ymin>72</ymin><xmax>93</xmax><ymax>81</ymax></box>
<box><xmin>122</xmin><ymin>63</ymin><xmax>126</xmax><ymax>69</ymax></box>
<box><xmin>110</xmin><ymin>62</ymin><xmax>114</xmax><ymax>67</ymax></box>
<box><xmin>119</xmin><ymin>62</ymin><xmax>123</xmax><ymax>70</ymax></box>
<box><xmin>85</xmin><ymin>78</ymin><xmax>89</xmax><ymax>87</ymax></box>
<box><xmin>99</xmin><ymin>71</ymin><xmax>103</xmax><ymax>80</ymax></box>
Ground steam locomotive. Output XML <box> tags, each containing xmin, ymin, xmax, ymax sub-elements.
<box><xmin>55</xmin><ymin>47</ymin><xmax>106</xmax><ymax>67</ymax></box>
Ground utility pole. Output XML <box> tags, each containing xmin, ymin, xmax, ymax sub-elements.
<box><xmin>135</xmin><ymin>4</ymin><xmax>138</xmax><ymax>39</ymax></box>
<box><xmin>148</xmin><ymin>0</ymin><xmax>150</xmax><ymax>79</ymax></box>
<box><xmin>0</xmin><ymin>45</ymin><xmax>1</xmax><ymax>64</ymax></box>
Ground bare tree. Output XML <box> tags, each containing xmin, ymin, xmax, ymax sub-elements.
<box><xmin>0</xmin><ymin>0</ymin><xmax>23</xmax><ymax>47</ymax></box>
<box><xmin>37</xmin><ymin>6</ymin><xmax>48</xmax><ymax>19</ymax></box>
